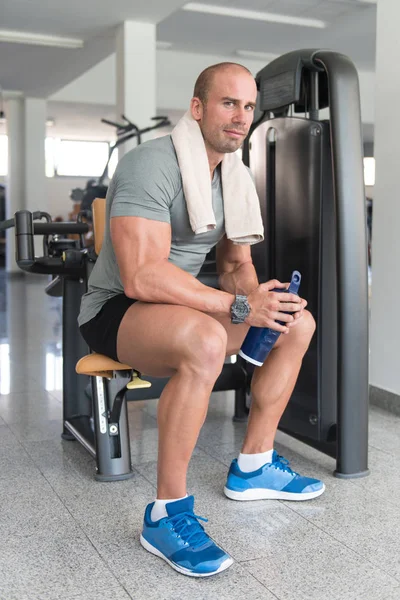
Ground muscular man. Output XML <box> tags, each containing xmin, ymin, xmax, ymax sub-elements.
<box><xmin>78</xmin><ymin>62</ymin><xmax>324</xmax><ymax>578</ymax></box>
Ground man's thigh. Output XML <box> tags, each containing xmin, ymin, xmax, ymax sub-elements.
<box><xmin>206</xmin><ymin>312</ymin><xmax>290</xmax><ymax>356</ymax></box>
<box><xmin>117</xmin><ymin>301</ymin><xmax>229</xmax><ymax>377</ymax></box>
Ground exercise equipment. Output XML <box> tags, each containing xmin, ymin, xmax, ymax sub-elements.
<box><xmin>2</xmin><ymin>203</ymin><xmax>249</xmax><ymax>481</ymax></box>
<box><xmin>242</xmin><ymin>49</ymin><xmax>369</xmax><ymax>478</ymax></box>
<box><xmin>1</xmin><ymin>211</ymin><xmax>92</xmax><ymax>441</ymax></box>
<box><xmin>75</xmin><ymin>353</ymin><xmax>151</xmax><ymax>481</ymax></box>
<box><xmin>4</xmin><ymin>210</ymin><xmax>156</xmax><ymax>480</ymax></box>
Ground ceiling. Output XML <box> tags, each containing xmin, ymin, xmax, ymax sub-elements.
<box><xmin>0</xmin><ymin>0</ymin><xmax>377</xmax><ymax>98</ymax></box>
<box><xmin>159</xmin><ymin>0</ymin><xmax>377</xmax><ymax>70</ymax></box>
<box><xmin>0</xmin><ymin>0</ymin><xmax>186</xmax><ymax>97</ymax></box>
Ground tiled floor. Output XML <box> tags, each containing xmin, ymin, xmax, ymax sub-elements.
<box><xmin>1</xmin><ymin>272</ymin><xmax>399</xmax><ymax>600</ymax></box>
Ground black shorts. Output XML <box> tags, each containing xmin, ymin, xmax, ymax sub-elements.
<box><xmin>79</xmin><ymin>294</ymin><xmax>137</xmax><ymax>361</ymax></box>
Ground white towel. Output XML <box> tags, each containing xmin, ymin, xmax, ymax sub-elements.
<box><xmin>171</xmin><ymin>111</ymin><xmax>264</xmax><ymax>245</ymax></box>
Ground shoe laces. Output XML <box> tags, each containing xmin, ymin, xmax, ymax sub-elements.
<box><xmin>167</xmin><ymin>511</ymin><xmax>209</xmax><ymax>548</ymax></box>
<box><xmin>272</xmin><ymin>453</ymin><xmax>295</xmax><ymax>475</ymax></box>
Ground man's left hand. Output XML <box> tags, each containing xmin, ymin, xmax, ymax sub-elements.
<box><xmin>282</xmin><ymin>282</ymin><xmax>307</xmax><ymax>328</ymax></box>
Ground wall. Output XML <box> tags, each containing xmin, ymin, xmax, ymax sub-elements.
<box><xmin>50</xmin><ymin>55</ymin><xmax>116</xmax><ymax>106</ymax></box>
<box><xmin>364</xmin><ymin>142</ymin><xmax>374</xmax><ymax>157</ymax></box>
<box><xmin>365</xmin><ymin>185</ymin><xmax>374</xmax><ymax>200</ymax></box>
<box><xmin>50</xmin><ymin>51</ymin><xmax>270</xmax><ymax>110</ymax></box>
<box><xmin>47</xmin><ymin>177</ymin><xmax>91</xmax><ymax>219</ymax></box>
<box><xmin>51</xmin><ymin>50</ymin><xmax>376</xmax><ymax>124</ymax></box>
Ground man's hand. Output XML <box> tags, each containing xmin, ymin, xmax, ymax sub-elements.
<box><xmin>247</xmin><ymin>279</ymin><xmax>307</xmax><ymax>333</ymax></box>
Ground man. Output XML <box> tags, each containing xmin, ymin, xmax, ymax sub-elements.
<box><xmin>78</xmin><ymin>62</ymin><xmax>324</xmax><ymax>578</ymax></box>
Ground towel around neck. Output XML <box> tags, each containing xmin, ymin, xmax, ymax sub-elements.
<box><xmin>171</xmin><ymin>111</ymin><xmax>264</xmax><ymax>246</ymax></box>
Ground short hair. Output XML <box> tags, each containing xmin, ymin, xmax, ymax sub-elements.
<box><xmin>193</xmin><ymin>62</ymin><xmax>253</xmax><ymax>104</ymax></box>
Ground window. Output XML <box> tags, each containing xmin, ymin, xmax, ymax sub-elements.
<box><xmin>364</xmin><ymin>157</ymin><xmax>375</xmax><ymax>186</ymax></box>
<box><xmin>53</xmin><ymin>139</ymin><xmax>110</xmax><ymax>177</ymax></box>
<box><xmin>0</xmin><ymin>135</ymin><xmax>7</xmax><ymax>176</ymax></box>
<box><xmin>108</xmin><ymin>147</ymin><xmax>118</xmax><ymax>179</ymax></box>
<box><xmin>0</xmin><ymin>136</ymin><xmax>116</xmax><ymax>179</ymax></box>
<box><xmin>45</xmin><ymin>137</ymin><xmax>55</xmax><ymax>177</ymax></box>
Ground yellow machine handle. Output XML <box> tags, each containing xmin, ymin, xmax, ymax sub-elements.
<box><xmin>127</xmin><ymin>371</ymin><xmax>152</xmax><ymax>390</ymax></box>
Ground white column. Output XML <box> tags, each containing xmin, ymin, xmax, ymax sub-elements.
<box><xmin>5</xmin><ymin>97</ymin><xmax>47</xmax><ymax>272</ymax></box>
<box><xmin>24</xmin><ymin>98</ymin><xmax>47</xmax><ymax>214</ymax></box>
<box><xmin>24</xmin><ymin>98</ymin><xmax>47</xmax><ymax>257</ymax></box>
<box><xmin>116</xmin><ymin>21</ymin><xmax>156</xmax><ymax>157</ymax></box>
<box><xmin>5</xmin><ymin>97</ymin><xmax>24</xmax><ymax>273</ymax></box>
<box><xmin>370</xmin><ymin>0</ymin><xmax>400</xmax><ymax>400</ymax></box>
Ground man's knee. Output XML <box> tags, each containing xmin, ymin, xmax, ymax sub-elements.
<box><xmin>275</xmin><ymin>309</ymin><xmax>315</xmax><ymax>352</ymax></box>
<box><xmin>290</xmin><ymin>309</ymin><xmax>316</xmax><ymax>345</ymax></box>
<box><xmin>181</xmin><ymin>317</ymin><xmax>228</xmax><ymax>377</ymax></box>
<box><xmin>300</xmin><ymin>309</ymin><xmax>316</xmax><ymax>335</ymax></box>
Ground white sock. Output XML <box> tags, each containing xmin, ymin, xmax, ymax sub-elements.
<box><xmin>237</xmin><ymin>449</ymin><xmax>274</xmax><ymax>472</ymax></box>
<box><xmin>150</xmin><ymin>494</ymin><xmax>188</xmax><ymax>522</ymax></box>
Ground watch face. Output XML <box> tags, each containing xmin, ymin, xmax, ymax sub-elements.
<box><xmin>232</xmin><ymin>298</ymin><xmax>250</xmax><ymax>321</ymax></box>
<box><xmin>235</xmin><ymin>304</ymin><xmax>248</xmax><ymax>318</ymax></box>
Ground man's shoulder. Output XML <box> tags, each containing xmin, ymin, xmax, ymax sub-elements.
<box><xmin>113</xmin><ymin>134</ymin><xmax>183</xmax><ymax>202</ymax></box>
<box><xmin>140</xmin><ymin>133</ymin><xmax>176</xmax><ymax>153</ymax></box>
<box><xmin>120</xmin><ymin>134</ymin><xmax>177</xmax><ymax>166</ymax></box>
<box><xmin>116</xmin><ymin>134</ymin><xmax>181</xmax><ymax>185</ymax></box>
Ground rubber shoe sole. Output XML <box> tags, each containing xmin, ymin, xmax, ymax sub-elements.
<box><xmin>140</xmin><ymin>534</ymin><xmax>233</xmax><ymax>577</ymax></box>
<box><xmin>223</xmin><ymin>483</ymin><xmax>325</xmax><ymax>501</ymax></box>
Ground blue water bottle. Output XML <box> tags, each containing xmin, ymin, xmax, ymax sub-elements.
<box><xmin>239</xmin><ymin>271</ymin><xmax>302</xmax><ymax>366</ymax></box>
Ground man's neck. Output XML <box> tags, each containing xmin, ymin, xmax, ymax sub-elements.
<box><xmin>205</xmin><ymin>144</ymin><xmax>223</xmax><ymax>180</ymax></box>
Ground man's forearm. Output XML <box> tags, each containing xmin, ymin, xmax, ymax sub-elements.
<box><xmin>218</xmin><ymin>261</ymin><xmax>259</xmax><ymax>296</ymax></box>
<box><xmin>127</xmin><ymin>259</ymin><xmax>235</xmax><ymax>316</ymax></box>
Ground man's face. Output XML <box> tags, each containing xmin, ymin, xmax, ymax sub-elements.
<box><xmin>194</xmin><ymin>69</ymin><xmax>257</xmax><ymax>156</ymax></box>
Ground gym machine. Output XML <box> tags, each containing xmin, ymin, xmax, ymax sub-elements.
<box><xmin>242</xmin><ymin>49</ymin><xmax>369</xmax><ymax>478</ymax></box>
<box><xmin>1</xmin><ymin>209</ymin><xmax>248</xmax><ymax>480</ymax></box>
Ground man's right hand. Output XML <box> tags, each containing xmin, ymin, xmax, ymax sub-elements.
<box><xmin>246</xmin><ymin>280</ymin><xmax>306</xmax><ymax>333</ymax></box>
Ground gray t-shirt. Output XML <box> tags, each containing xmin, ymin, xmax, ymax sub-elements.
<box><xmin>78</xmin><ymin>135</ymin><xmax>225</xmax><ymax>326</ymax></box>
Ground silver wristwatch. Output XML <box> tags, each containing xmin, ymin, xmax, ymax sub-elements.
<box><xmin>230</xmin><ymin>294</ymin><xmax>251</xmax><ymax>324</ymax></box>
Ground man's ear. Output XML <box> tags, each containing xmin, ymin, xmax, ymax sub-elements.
<box><xmin>190</xmin><ymin>97</ymin><xmax>203</xmax><ymax>121</ymax></box>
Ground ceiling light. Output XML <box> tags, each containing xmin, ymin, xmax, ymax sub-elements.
<box><xmin>236</xmin><ymin>50</ymin><xmax>278</xmax><ymax>62</ymax></box>
<box><xmin>156</xmin><ymin>41</ymin><xmax>173</xmax><ymax>50</ymax></box>
<box><xmin>0</xmin><ymin>29</ymin><xmax>84</xmax><ymax>48</ymax></box>
<box><xmin>46</xmin><ymin>118</ymin><xmax>55</xmax><ymax>127</ymax></box>
<box><xmin>183</xmin><ymin>3</ymin><xmax>327</xmax><ymax>29</ymax></box>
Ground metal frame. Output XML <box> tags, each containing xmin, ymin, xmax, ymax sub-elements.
<box><xmin>246</xmin><ymin>49</ymin><xmax>369</xmax><ymax>478</ymax></box>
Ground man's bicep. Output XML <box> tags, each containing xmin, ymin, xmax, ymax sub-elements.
<box><xmin>216</xmin><ymin>235</ymin><xmax>252</xmax><ymax>274</ymax></box>
<box><xmin>111</xmin><ymin>216</ymin><xmax>171</xmax><ymax>295</ymax></box>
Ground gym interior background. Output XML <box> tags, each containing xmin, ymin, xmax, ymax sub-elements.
<box><xmin>1</xmin><ymin>1</ymin><xmax>400</xmax><ymax>599</ymax></box>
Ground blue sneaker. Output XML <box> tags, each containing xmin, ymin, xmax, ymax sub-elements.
<box><xmin>224</xmin><ymin>451</ymin><xmax>325</xmax><ymax>501</ymax></box>
<box><xmin>140</xmin><ymin>495</ymin><xmax>233</xmax><ymax>577</ymax></box>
